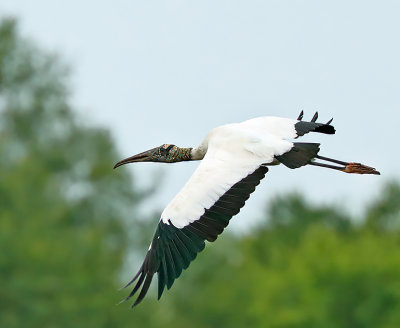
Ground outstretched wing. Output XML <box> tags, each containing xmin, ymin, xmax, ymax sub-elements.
<box><xmin>123</xmin><ymin>163</ymin><xmax>269</xmax><ymax>307</ymax></box>
<box><xmin>122</xmin><ymin>116</ymin><xmax>314</xmax><ymax>307</ymax></box>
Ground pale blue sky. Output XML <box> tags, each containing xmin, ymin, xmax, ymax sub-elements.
<box><xmin>1</xmin><ymin>1</ymin><xmax>399</xmax><ymax>231</ymax></box>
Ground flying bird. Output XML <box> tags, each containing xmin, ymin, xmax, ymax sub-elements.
<box><xmin>114</xmin><ymin>111</ymin><xmax>380</xmax><ymax>307</ymax></box>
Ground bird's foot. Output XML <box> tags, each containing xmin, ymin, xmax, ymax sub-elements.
<box><xmin>343</xmin><ymin>163</ymin><xmax>380</xmax><ymax>175</ymax></box>
<box><xmin>310</xmin><ymin>155</ymin><xmax>380</xmax><ymax>175</ymax></box>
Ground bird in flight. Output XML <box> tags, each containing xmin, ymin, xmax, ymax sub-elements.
<box><xmin>114</xmin><ymin>111</ymin><xmax>379</xmax><ymax>307</ymax></box>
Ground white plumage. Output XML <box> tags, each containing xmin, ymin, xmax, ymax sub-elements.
<box><xmin>113</xmin><ymin>112</ymin><xmax>379</xmax><ymax>307</ymax></box>
<box><xmin>162</xmin><ymin>117</ymin><xmax>295</xmax><ymax>228</ymax></box>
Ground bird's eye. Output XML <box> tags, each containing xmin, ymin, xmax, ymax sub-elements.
<box><xmin>160</xmin><ymin>144</ymin><xmax>174</xmax><ymax>156</ymax></box>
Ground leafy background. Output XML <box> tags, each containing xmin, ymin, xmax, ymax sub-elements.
<box><xmin>1</xmin><ymin>17</ymin><xmax>400</xmax><ymax>328</ymax></box>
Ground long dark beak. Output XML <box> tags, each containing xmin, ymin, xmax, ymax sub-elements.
<box><xmin>113</xmin><ymin>148</ymin><xmax>158</xmax><ymax>169</ymax></box>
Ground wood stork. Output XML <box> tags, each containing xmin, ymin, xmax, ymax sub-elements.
<box><xmin>114</xmin><ymin>111</ymin><xmax>379</xmax><ymax>307</ymax></box>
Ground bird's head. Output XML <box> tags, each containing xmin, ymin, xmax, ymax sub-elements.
<box><xmin>114</xmin><ymin>144</ymin><xmax>192</xmax><ymax>168</ymax></box>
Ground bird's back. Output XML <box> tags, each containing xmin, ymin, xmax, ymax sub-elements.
<box><xmin>161</xmin><ymin>121</ymin><xmax>294</xmax><ymax>228</ymax></box>
<box><xmin>239</xmin><ymin>116</ymin><xmax>298</xmax><ymax>139</ymax></box>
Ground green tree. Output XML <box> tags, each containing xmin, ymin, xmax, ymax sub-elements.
<box><xmin>2</xmin><ymin>17</ymin><xmax>400</xmax><ymax>328</ymax></box>
<box><xmin>161</xmin><ymin>190</ymin><xmax>400</xmax><ymax>328</ymax></box>
<box><xmin>0</xmin><ymin>18</ymin><xmax>160</xmax><ymax>327</ymax></box>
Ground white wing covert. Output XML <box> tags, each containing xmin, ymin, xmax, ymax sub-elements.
<box><xmin>123</xmin><ymin>128</ymin><xmax>288</xmax><ymax>307</ymax></box>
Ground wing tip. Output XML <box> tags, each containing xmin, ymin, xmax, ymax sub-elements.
<box><xmin>119</xmin><ymin>267</ymin><xmax>150</xmax><ymax>308</ymax></box>
<box><xmin>130</xmin><ymin>273</ymin><xmax>155</xmax><ymax>308</ymax></box>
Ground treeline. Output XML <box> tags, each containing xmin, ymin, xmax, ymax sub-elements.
<box><xmin>1</xmin><ymin>18</ymin><xmax>399</xmax><ymax>328</ymax></box>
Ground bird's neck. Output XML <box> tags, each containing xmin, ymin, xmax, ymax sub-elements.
<box><xmin>190</xmin><ymin>146</ymin><xmax>206</xmax><ymax>160</ymax></box>
<box><xmin>170</xmin><ymin>146</ymin><xmax>205</xmax><ymax>162</ymax></box>
<box><xmin>171</xmin><ymin>147</ymin><xmax>194</xmax><ymax>162</ymax></box>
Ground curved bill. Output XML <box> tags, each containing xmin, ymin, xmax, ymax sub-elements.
<box><xmin>113</xmin><ymin>147</ymin><xmax>158</xmax><ymax>169</ymax></box>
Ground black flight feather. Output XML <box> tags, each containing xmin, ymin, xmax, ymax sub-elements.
<box><xmin>295</xmin><ymin>115</ymin><xmax>335</xmax><ymax>136</ymax></box>
<box><xmin>123</xmin><ymin>165</ymin><xmax>269</xmax><ymax>307</ymax></box>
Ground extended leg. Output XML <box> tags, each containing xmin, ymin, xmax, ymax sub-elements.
<box><xmin>309</xmin><ymin>155</ymin><xmax>380</xmax><ymax>175</ymax></box>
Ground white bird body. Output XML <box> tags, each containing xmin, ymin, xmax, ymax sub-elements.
<box><xmin>114</xmin><ymin>112</ymin><xmax>379</xmax><ymax>307</ymax></box>
<box><xmin>162</xmin><ymin>117</ymin><xmax>296</xmax><ymax>228</ymax></box>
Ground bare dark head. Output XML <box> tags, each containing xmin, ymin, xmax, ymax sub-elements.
<box><xmin>114</xmin><ymin>144</ymin><xmax>192</xmax><ymax>168</ymax></box>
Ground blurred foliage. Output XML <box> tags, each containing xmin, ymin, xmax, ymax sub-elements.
<box><xmin>164</xmin><ymin>193</ymin><xmax>400</xmax><ymax>328</ymax></box>
<box><xmin>1</xmin><ymin>17</ymin><xmax>400</xmax><ymax>328</ymax></box>
<box><xmin>0</xmin><ymin>18</ymin><xmax>149</xmax><ymax>327</ymax></box>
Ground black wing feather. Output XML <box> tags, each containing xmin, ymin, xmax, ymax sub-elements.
<box><xmin>133</xmin><ymin>274</ymin><xmax>154</xmax><ymax>307</ymax></box>
<box><xmin>164</xmin><ymin>245</ymin><xmax>176</xmax><ymax>289</ymax></box>
<box><xmin>168</xmin><ymin>241</ymin><xmax>184</xmax><ymax>278</ymax></box>
<box><xmin>185</xmin><ymin>224</ymin><xmax>212</xmax><ymax>240</ymax></box>
<box><xmin>171</xmin><ymin>232</ymin><xmax>191</xmax><ymax>267</ymax></box>
<box><xmin>123</xmin><ymin>166</ymin><xmax>269</xmax><ymax>307</ymax></box>
<box><xmin>295</xmin><ymin>118</ymin><xmax>335</xmax><ymax>137</ymax></box>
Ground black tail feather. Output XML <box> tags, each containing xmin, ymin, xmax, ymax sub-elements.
<box><xmin>276</xmin><ymin>143</ymin><xmax>320</xmax><ymax>169</ymax></box>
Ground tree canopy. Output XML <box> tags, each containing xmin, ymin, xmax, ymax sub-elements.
<box><xmin>0</xmin><ymin>18</ymin><xmax>145</xmax><ymax>327</ymax></box>
<box><xmin>1</xmin><ymin>17</ymin><xmax>400</xmax><ymax>328</ymax></box>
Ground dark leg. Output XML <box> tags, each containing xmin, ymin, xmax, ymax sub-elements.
<box><xmin>315</xmin><ymin>155</ymin><xmax>348</xmax><ymax>166</ymax></box>
<box><xmin>308</xmin><ymin>162</ymin><xmax>345</xmax><ymax>172</ymax></box>
<box><xmin>310</xmin><ymin>156</ymin><xmax>380</xmax><ymax>175</ymax></box>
